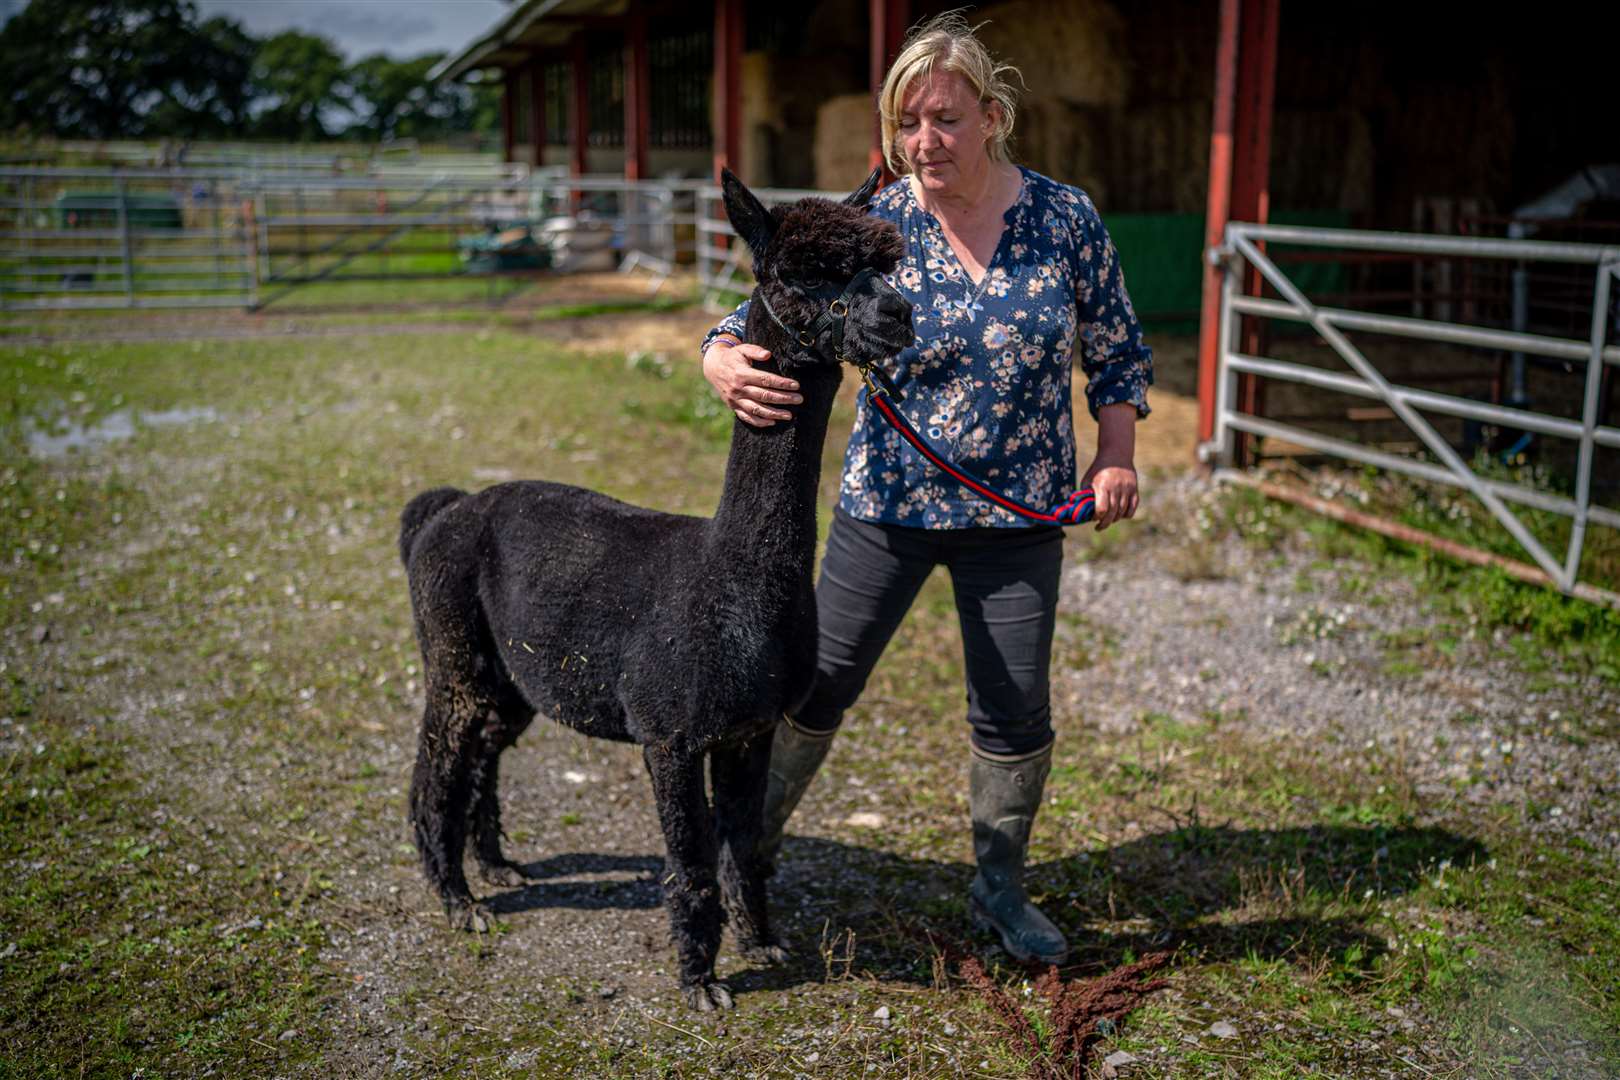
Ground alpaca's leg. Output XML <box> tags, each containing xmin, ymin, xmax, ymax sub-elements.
<box><xmin>409</xmin><ymin>682</ymin><xmax>494</xmax><ymax>933</ymax></box>
<box><xmin>712</xmin><ymin>732</ymin><xmax>787</xmax><ymax>965</ymax></box>
<box><xmin>470</xmin><ymin>706</ymin><xmax>536</xmax><ymax>887</ymax></box>
<box><xmin>643</xmin><ymin>742</ymin><xmax>731</xmax><ymax>1011</ymax></box>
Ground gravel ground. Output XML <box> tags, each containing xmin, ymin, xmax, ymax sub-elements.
<box><xmin>7</xmin><ymin>320</ymin><xmax>1614</xmax><ymax>1076</ymax></box>
<box><xmin>1066</xmin><ymin>473</ymin><xmax>1620</xmax><ymax>856</ymax></box>
<box><xmin>303</xmin><ymin>469</ymin><xmax>1618</xmax><ymax>1075</ymax></box>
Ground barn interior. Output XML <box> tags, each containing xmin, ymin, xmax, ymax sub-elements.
<box><xmin>442</xmin><ymin>0</ymin><xmax>1619</xmax><ymax>497</ymax></box>
<box><xmin>450</xmin><ymin>0</ymin><xmax>1616</xmax><ymax>319</ymax></box>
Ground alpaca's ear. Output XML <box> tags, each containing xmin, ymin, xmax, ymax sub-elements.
<box><xmin>843</xmin><ymin>167</ymin><xmax>883</xmax><ymax>210</ymax></box>
<box><xmin>721</xmin><ymin>169</ymin><xmax>776</xmax><ymax>255</ymax></box>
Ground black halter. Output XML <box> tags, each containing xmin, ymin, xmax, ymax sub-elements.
<box><xmin>755</xmin><ymin>268</ymin><xmax>905</xmax><ymax>402</ymax></box>
<box><xmin>753</xmin><ymin>266</ymin><xmax>1096</xmax><ymax>526</ymax></box>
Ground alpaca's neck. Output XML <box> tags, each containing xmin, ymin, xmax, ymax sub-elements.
<box><xmin>706</xmin><ymin>308</ymin><xmax>841</xmax><ymax>573</ymax></box>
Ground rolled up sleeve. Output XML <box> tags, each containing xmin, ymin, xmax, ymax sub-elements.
<box><xmin>1074</xmin><ymin>211</ymin><xmax>1153</xmax><ymax>421</ymax></box>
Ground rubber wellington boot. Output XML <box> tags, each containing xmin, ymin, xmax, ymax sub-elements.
<box><xmin>968</xmin><ymin>744</ymin><xmax>1070</xmax><ymax>965</ymax></box>
<box><xmin>757</xmin><ymin>714</ymin><xmax>836</xmax><ymax>872</ymax></box>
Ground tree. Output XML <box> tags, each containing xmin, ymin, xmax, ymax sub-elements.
<box><xmin>250</xmin><ymin>29</ymin><xmax>350</xmax><ymax>141</ymax></box>
<box><xmin>141</xmin><ymin>14</ymin><xmax>257</xmax><ymax>136</ymax></box>
<box><xmin>347</xmin><ymin>52</ymin><xmax>439</xmax><ymax>142</ymax></box>
<box><xmin>0</xmin><ymin>0</ymin><xmax>254</xmax><ymax>138</ymax></box>
<box><xmin>189</xmin><ymin>16</ymin><xmax>257</xmax><ymax>133</ymax></box>
<box><xmin>401</xmin><ymin>66</ymin><xmax>503</xmax><ymax>143</ymax></box>
<box><xmin>0</xmin><ymin>0</ymin><xmax>498</xmax><ymax>144</ymax></box>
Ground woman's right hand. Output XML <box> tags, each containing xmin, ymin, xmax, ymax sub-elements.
<box><xmin>702</xmin><ymin>341</ymin><xmax>803</xmax><ymax>427</ymax></box>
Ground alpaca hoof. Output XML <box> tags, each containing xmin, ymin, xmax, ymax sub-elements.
<box><xmin>447</xmin><ymin>901</ymin><xmax>495</xmax><ymax>934</ymax></box>
<box><xmin>742</xmin><ymin>941</ymin><xmax>791</xmax><ymax>966</ymax></box>
<box><xmin>479</xmin><ymin>861</ymin><xmax>532</xmax><ymax>888</ymax></box>
<box><xmin>682</xmin><ymin>981</ymin><xmax>734</xmax><ymax>1012</ymax></box>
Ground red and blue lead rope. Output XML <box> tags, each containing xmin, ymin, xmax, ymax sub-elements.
<box><xmin>863</xmin><ymin>382</ymin><xmax>1097</xmax><ymax>526</ymax></box>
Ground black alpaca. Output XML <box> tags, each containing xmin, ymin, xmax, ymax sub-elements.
<box><xmin>399</xmin><ymin>169</ymin><xmax>910</xmax><ymax>1011</ymax></box>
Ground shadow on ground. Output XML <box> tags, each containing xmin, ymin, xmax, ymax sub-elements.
<box><xmin>483</xmin><ymin>852</ymin><xmax>664</xmax><ymax>915</ymax></box>
<box><xmin>472</xmin><ymin>823</ymin><xmax>1485</xmax><ymax>1000</ymax></box>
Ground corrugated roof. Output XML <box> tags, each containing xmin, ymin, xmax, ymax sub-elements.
<box><xmin>430</xmin><ymin>0</ymin><xmax>629</xmax><ymax>83</ymax></box>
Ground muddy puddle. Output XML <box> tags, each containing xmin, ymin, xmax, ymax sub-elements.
<box><xmin>25</xmin><ymin>406</ymin><xmax>220</xmax><ymax>458</ymax></box>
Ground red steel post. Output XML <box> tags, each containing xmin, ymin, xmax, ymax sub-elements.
<box><xmin>1194</xmin><ymin>0</ymin><xmax>1278</xmax><ymax>466</ymax></box>
<box><xmin>1195</xmin><ymin>0</ymin><xmax>1241</xmax><ymax>453</ymax></box>
<box><xmin>528</xmin><ymin>57</ymin><xmax>546</xmax><ymax>169</ymax></box>
<box><xmin>570</xmin><ymin>34</ymin><xmax>590</xmax><ymax>178</ymax></box>
<box><xmin>624</xmin><ymin>7</ymin><xmax>650</xmax><ymax>181</ymax></box>
<box><xmin>1231</xmin><ymin>0</ymin><xmax>1279</xmax><ymax>464</ymax></box>
<box><xmin>869</xmin><ymin>0</ymin><xmax>910</xmax><ymax>177</ymax></box>
<box><xmin>713</xmin><ymin>0</ymin><xmax>742</xmax><ymax>181</ymax></box>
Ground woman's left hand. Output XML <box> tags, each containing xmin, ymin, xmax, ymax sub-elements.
<box><xmin>1081</xmin><ymin>458</ymin><xmax>1138</xmax><ymax>531</ymax></box>
<box><xmin>1081</xmin><ymin>403</ymin><xmax>1140</xmax><ymax>531</ymax></box>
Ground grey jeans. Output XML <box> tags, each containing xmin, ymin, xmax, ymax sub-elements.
<box><xmin>793</xmin><ymin>508</ymin><xmax>1064</xmax><ymax>757</ymax></box>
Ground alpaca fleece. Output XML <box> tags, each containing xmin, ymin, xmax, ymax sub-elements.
<box><xmin>400</xmin><ymin>168</ymin><xmax>911</xmax><ymax>1011</ymax></box>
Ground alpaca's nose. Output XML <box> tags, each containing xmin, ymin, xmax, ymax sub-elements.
<box><xmin>878</xmin><ymin>290</ymin><xmax>911</xmax><ymax>324</ymax></box>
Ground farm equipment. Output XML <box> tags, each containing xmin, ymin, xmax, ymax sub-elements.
<box><xmin>456</xmin><ymin>223</ymin><xmax>548</xmax><ymax>273</ymax></box>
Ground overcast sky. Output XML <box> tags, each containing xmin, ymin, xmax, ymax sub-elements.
<box><xmin>195</xmin><ymin>0</ymin><xmax>507</xmax><ymax>60</ymax></box>
<box><xmin>0</xmin><ymin>1</ymin><xmax>509</xmax><ymax>60</ymax></box>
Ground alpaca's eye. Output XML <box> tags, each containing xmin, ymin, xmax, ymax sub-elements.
<box><xmin>803</xmin><ymin>276</ymin><xmax>826</xmax><ymax>290</ymax></box>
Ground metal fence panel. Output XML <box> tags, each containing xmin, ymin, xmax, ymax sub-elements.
<box><xmin>1206</xmin><ymin>221</ymin><xmax>1620</xmax><ymax>602</ymax></box>
<box><xmin>2</xmin><ymin>164</ymin><xmax>850</xmax><ymax>314</ymax></box>
<box><xmin>0</xmin><ymin>169</ymin><xmax>257</xmax><ymax>310</ymax></box>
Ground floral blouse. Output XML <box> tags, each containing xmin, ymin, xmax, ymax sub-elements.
<box><xmin>703</xmin><ymin>166</ymin><xmax>1153</xmax><ymax>529</ymax></box>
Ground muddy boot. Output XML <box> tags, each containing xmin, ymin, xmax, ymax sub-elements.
<box><xmin>968</xmin><ymin>743</ymin><xmax>1070</xmax><ymax>965</ymax></box>
<box><xmin>758</xmin><ymin>714</ymin><xmax>836</xmax><ymax>872</ymax></box>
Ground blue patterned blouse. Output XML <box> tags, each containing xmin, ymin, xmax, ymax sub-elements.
<box><xmin>703</xmin><ymin>166</ymin><xmax>1153</xmax><ymax>529</ymax></box>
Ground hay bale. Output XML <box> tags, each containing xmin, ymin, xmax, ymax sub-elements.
<box><xmin>1014</xmin><ymin>99</ymin><xmax>1208</xmax><ymax>214</ymax></box>
<box><xmin>1014</xmin><ymin>98</ymin><xmax>1108</xmax><ymax>205</ymax></box>
<box><xmin>975</xmin><ymin>0</ymin><xmax>1130</xmax><ymax>108</ymax></box>
<box><xmin>731</xmin><ymin>52</ymin><xmax>784</xmax><ymax>187</ymax></box>
<box><xmin>551</xmin><ymin>248</ymin><xmax>617</xmax><ymax>273</ymax></box>
<box><xmin>1123</xmin><ymin>0</ymin><xmax>1215</xmax><ymax>102</ymax></box>
<box><xmin>815</xmin><ymin>93</ymin><xmax>877</xmax><ymax>193</ymax></box>
<box><xmin>1124</xmin><ymin>101</ymin><xmax>1210</xmax><ymax>214</ymax></box>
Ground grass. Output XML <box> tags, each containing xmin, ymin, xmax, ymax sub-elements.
<box><xmin>1222</xmin><ymin>481</ymin><xmax>1620</xmax><ymax>683</ymax></box>
<box><xmin>0</xmin><ymin>691</ymin><xmax>333</xmax><ymax>1074</ymax></box>
<box><xmin>2</xmin><ymin>322</ymin><xmax>1616</xmax><ymax>1076</ymax></box>
<box><xmin>0</xmin><ymin>275</ymin><xmax>697</xmax><ymax>328</ymax></box>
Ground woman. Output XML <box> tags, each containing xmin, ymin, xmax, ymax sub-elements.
<box><xmin>700</xmin><ymin>14</ymin><xmax>1151</xmax><ymax>965</ymax></box>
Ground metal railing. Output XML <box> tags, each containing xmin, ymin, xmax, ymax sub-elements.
<box><xmin>1203</xmin><ymin>221</ymin><xmax>1620</xmax><ymax>603</ymax></box>
<box><xmin>1</xmin><ymin>165</ymin><xmax>853</xmax><ymax>313</ymax></box>
<box><xmin>0</xmin><ymin>167</ymin><xmax>259</xmax><ymax>310</ymax></box>
<box><xmin>0</xmin><ymin>165</ymin><xmax>553</xmax><ymax>311</ymax></box>
<box><xmin>694</xmin><ymin>182</ymin><xmax>842</xmax><ymax>309</ymax></box>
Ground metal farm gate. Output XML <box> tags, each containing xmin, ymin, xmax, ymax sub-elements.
<box><xmin>0</xmin><ymin>168</ymin><xmax>257</xmax><ymax>310</ymax></box>
<box><xmin>1204</xmin><ymin>222</ymin><xmax>1620</xmax><ymax>606</ymax></box>
<box><xmin>694</xmin><ymin>182</ymin><xmax>837</xmax><ymax>308</ymax></box>
<box><xmin>0</xmin><ymin>163</ymin><xmax>865</xmax><ymax>314</ymax></box>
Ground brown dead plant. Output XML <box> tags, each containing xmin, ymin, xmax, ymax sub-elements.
<box><xmin>911</xmin><ymin>923</ymin><xmax>1171</xmax><ymax>1079</ymax></box>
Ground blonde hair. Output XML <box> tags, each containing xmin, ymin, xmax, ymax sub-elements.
<box><xmin>878</xmin><ymin>12</ymin><xmax>1023</xmax><ymax>176</ymax></box>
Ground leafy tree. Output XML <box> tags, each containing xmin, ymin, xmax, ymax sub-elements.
<box><xmin>250</xmin><ymin>29</ymin><xmax>350</xmax><ymax>141</ymax></box>
<box><xmin>347</xmin><ymin>52</ymin><xmax>437</xmax><ymax>141</ymax></box>
<box><xmin>190</xmin><ymin>15</ymin><xmax>257</xmax><ymax>132</ymax></box>
<box><xmin>143</xmin><ymin>14</ymin><xmax>257</xmax><ymax>136</ymax></box>
<box><xmin>0</xmin><ymin>0</ymin><xmax>254</xmax><ymax>138</ymax></box>
<box><xmin>345</xmin><ymin>51</ymin><xmax>504</xmax><ymax>144</ymax></box>
<box><xmin>0</xmin><ymin>0</ymin><xmax>499</xmax><ymax>144</ymax></box>
<box><xmin>465</xmin><ymin>80</ymin><xmax>503</xmax><ymax>140</ymax></box>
